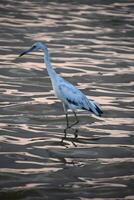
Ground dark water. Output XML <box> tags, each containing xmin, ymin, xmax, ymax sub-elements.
<box><xmin>0</xmin><ymin>0</ymin><xmax>134</xmax><ymax>199</ymax></box>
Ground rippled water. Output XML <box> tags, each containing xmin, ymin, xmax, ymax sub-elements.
<box><xmin>0</xmin><ymin>0</ymin><xmax>134</xmax><ymax>199</ymax></box>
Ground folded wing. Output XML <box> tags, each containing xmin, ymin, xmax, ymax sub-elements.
<box><xmin>59</xmin><ymin>81</ymin><xmax>103</xmax><ymax>116</ymax></box>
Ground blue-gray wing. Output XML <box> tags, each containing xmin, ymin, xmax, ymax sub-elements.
<box><xmin>59</xmin><ymin>82</ymin><xmax>103</xmax><ymax>116</ymax></box>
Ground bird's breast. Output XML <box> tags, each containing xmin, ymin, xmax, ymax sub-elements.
<box><xmin>51</xmin><ymin>79</ymin><xmax>63</xmax><ymax>100</ymax></box>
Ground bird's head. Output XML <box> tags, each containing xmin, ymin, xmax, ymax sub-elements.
<box><xmin>19</xmin><ymin>42</ymin><xmax>46</xmax><ymax>57</ymax></box>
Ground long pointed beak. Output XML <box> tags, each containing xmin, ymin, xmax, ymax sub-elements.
<box><xmin>19</xmin><ymin>46</ymin><xmax>35</xmax><ymax>57</ymax></box>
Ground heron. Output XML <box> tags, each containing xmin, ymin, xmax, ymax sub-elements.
<box><xmin>19</xmin><ymin>42</ymin><xmax>103</xmax><ymax>140</ymax></box>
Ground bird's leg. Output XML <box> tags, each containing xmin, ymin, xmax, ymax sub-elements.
<box><xmin>62</xmin><ymin>103</ymin><xmax>69</xmax><ymax>128</ymax></box>
<box><xmin>61</xmin><ymin>103</ymin><xmax>70</xmax><ymax>141</ymax></box>
<box><xmin>62</xmin><ymin>104</ymin><xmax>79</xmax><ymax>141</ymax></box>
<box><xmin>64</xmin><ymin>112</ymin><xmax>69</xmax><ymax>136</ymax></box>
<box><xmin>61</xmin><ymin>112</ymin><xmax>69</xmax><ymax>142</ymax></box>
<box><xmin>69</xmin><ymin>111</ymin><xmax>79</xmax><ymax>128</ymax></box>
<box><xmin>65</xmin><ymin>112</ymin><xmax>70</xmax><ymax>128</ymax></box>
<box><xmin>68</xmin><ymin>111</ymin><xmax>79</xmax><ymax>138</ymax></box>
<box><xmin>64</xmin><ymin>111</ymin><xmax>79</xmax><ymax>139</ymax></box>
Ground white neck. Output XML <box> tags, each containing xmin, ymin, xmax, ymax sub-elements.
<box><xmin>43</xmin><ymin>46</ymin><xmax>56</xmax><ymax>78</ymax></box>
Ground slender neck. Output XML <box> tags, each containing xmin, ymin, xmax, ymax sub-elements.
<box><xmin>43</xmin><ymin>46</ymin><xmax>56</xmax><ymax>78</ymax></box>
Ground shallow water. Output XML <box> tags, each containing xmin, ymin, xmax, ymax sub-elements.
<box><xmin>0</xmin><ymin>0</ymin><xmax>134</xmax><ymax>199</ymax></box>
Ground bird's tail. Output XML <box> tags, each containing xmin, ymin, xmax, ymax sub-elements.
<box><xmin>88</xmin><ymin>100</ymin><xmax>103</xmax><ymax>117</ymax></box>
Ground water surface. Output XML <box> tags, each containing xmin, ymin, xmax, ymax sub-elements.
<box><xmin>0</xmin><ymin>0</ymin><xmax>134</xmax><ymax>199</ymax></box>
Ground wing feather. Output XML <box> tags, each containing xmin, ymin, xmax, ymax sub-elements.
<box><xmin>58</xmin><ymin>81</ymin><xmax>103</xmax><ymax>116</ymax></box>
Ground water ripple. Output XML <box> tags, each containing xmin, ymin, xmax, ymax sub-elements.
<box><xmin>0</xmin><ymin>0</ymin><xmax>134</xmax><ymax>199</ymax></box>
